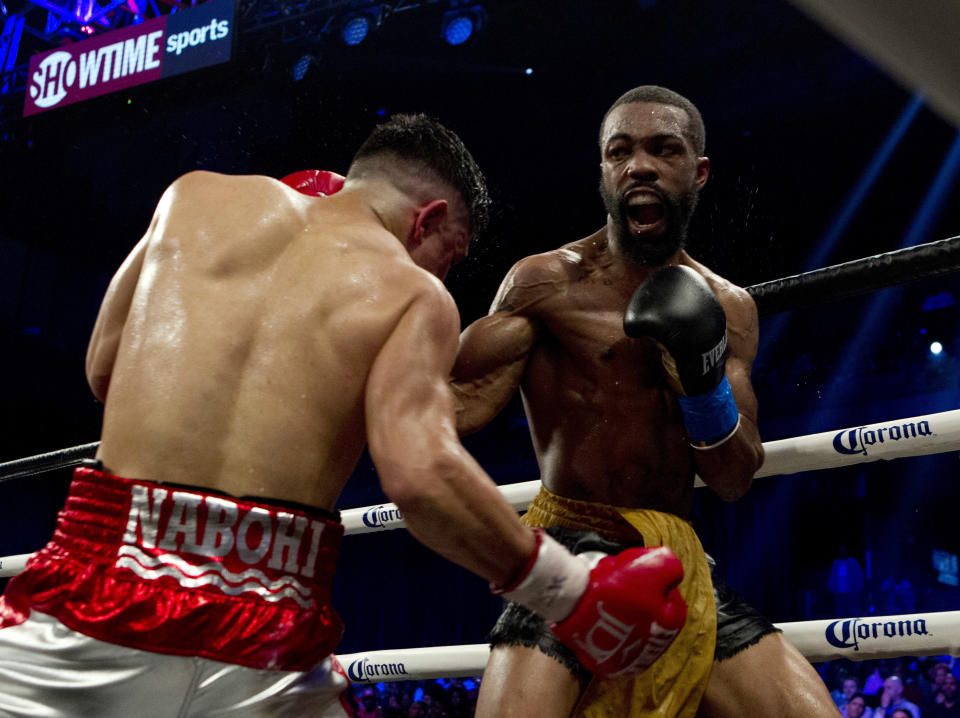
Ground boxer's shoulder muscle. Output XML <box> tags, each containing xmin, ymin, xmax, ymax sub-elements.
<box><xmin>164</xmin><ymin>170</ymin><xmax>277</xmax><ymax>197</ymax></box>
<box><xmin>155</xmin><ymin>172</ymin><xmax>303</xmax><ymax>236</ymax></box>
<box><xmin>158</xmin><ymin>171</ymin><xmax>269</xmax><ymax>209</ymax></box>
<box><xmin>340</xmin><ymin>253</ymin><xmax>459</xmax><ymax>366</ymax></box>
<box><xmin>679</xmin><ymin>252</ymin><xmax>758</xmax><ymax>357</ymax></box>
<box><xmin>490</xmin><ymin>242</ymin><xmax>583</xmax><ymax>315</ymax></box>
<box><xmin>391</xmin><ymin>264</ymin><xmax>458</xmax><ymax>329</ymax></box>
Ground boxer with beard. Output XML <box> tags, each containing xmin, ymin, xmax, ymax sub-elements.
<box><xmin>598</xmin><ymin>162</ymin><xmax>698</xmax><ymax>267</ymax></box>
<box><xmin>0</xmin><ymin>114</ymin><xmax>687</xmax><ymax>717</ymax></box>
<box><xmin>454</xmin><ymin>86</ymin><xmax>839</xmax><ymax>717</ymax></box>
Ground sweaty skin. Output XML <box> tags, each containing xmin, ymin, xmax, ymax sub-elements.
<box><xmin>86</xmin><ymin>169</ymin><xmax>534</xmax><ymax>587</ymax></box>
<box><xmin>454</xmin><ymin>103</ymin><xmax>762</xmax><ymax>511</ymax></box>
<box><xmin>454</xmin><ymin>240</ymin><xmax>759</xmax><ymax>515</ymax></box>
<box><xmin>458</xmin><ymin>101</ymin><xmax>838</xmax><ymax>717</ymax></box>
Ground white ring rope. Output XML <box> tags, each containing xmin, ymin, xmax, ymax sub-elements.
<box><xmin>0</xmin><ymin>554</ymin><xmax>31</xmax><ymax>578</ymax></box>
<box><xmin>342</xmin><ymin>408</ymin><xmax>960</xmax><ymax>535</ymax></box>
<box><xmin>336</xmin><ymin>610</ymin><xmax>960</xmax><ymax>683</ymax></box>
<box><xmin>1</xmin><ymin>408</ymin><xmax>958</xmax><ymax>575</ymax></box>
<box><xmin>2</xmin><ymin>414</ymin><xmax>958</xmax><ymax>684</ymax></box>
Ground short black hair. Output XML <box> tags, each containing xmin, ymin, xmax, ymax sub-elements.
<box><xmin>599</xmin><ymin>85</ymin><xmax>706</xmax><ymax>156</ymax></box>
<box><xmin>350</xmin><ymin>113</ymin><xmax>491</xmax><ymax>240</ymax></box>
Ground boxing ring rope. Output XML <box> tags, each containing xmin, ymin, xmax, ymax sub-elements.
<box><xmin>343</xmin><ymin>407</ymin><xmax>960</xmax><ymax>534</ymax></box>
<box><xmin>2</xmin><ymin>235</ymin><xmax>958</xmax><ymax>487</ymax></box>
<box><xmin>1</xmin><ymin>407</ymin><xmax>957</xmax><ymax>566</ymax></box>
<box><xmin>0</xmin><ymin>554</ymin><xmax>30</xmax><ymax>578</ymax></box>
<box><xmin>747</xmin><ymin>234</ymin><xmax>960</xmax><ymax>315</ymax></box>
<box><xmin>2</xmin><ymin>238</ymin><xmax>960</xmax><ymax>683</ymax></box>
<box><xmin>0</xmin><ymin>442</ymin><xmax>100</xmax><ymax>484</ymax></box>
<box><xmin>336</xmin><ymin>611</ymin><xmax>960</xmax><ymax>683</ymax></box>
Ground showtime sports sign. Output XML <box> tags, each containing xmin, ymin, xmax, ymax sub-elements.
<box><xmin>24</xmin><ymin>0</ymin><xmax>233</xmax><ymax>117</ymax></box>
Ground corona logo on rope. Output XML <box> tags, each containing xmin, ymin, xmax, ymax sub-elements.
<box><xmin>832</xmin><ymin>419</ymin><xmax>933</xmax><ymax>456</ymax></box>
<box><xmin>825</xmin><ymin>616</ymin><xmax>930</xmax><ymax>652</ymax></box>
<box><xmin>24</xmin><ymin>0</ymin><xmax>234</xmax><ymax>117</ymax></box>
<box><xmin>346</xmin><ymin>656</ymin><xmax>410</xmax><ymax>682</ymax></box>
<box><xmin>362</xmin><ymin>504</ymin><xmax>404</xmax><ymax>528</ymax></box>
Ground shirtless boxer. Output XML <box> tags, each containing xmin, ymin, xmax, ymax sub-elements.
<box><xmin>453</xmin><ymin>87</ymin><xmax>840</xmax><ymax>717</ymax></box>
<box><xmin>0</xmin><ymin>114</ymin><xmax>686</xmax><ymax>717</ymax></box>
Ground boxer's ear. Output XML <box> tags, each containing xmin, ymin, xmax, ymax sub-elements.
<box><xmin>695</xmin><ymin>156</ymin><xmax>710</xmax><ymax>190</ymax></box>
<box><xmin>411</xmin><ymin>199</ymin><xmax>449</xmax><ymax>245</ymax></box>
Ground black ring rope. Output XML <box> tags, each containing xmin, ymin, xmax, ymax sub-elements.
<box><xmin>3</xmin><ymin>235</ymin><xmax>959</xmax><ymax>482</ymax></box>
<box><xmin>749</xmin><ymin>235</ymin><xmax>960</xmax><ymax>316</ymax></box>
<box><xmin>0</xmin><ymin>443</ymin><xmax>100</xmax><ymax>484</ymax></box>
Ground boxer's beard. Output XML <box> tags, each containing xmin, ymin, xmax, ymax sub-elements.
<box><xmin>599</xmin><ymin>180</ymin><xmax>699</xmax><ymax>266</ymax></box>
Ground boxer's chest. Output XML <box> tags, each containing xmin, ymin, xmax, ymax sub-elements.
<box><xmin>539</xmin><ymin>281</ymin><xmax>664</xmax><ymax>387</ymax></box>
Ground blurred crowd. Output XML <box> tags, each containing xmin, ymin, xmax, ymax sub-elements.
<box><xmin>348</xmin><ymin>677</ymin><xmax>479</xmax><ymax>718</ymax></box>
<box><xmin>821</xmin><ymin>656</ymin><xmax>959</xmax><ymax>717</ymax></box>
<box><xmin>347</xmin><ymin>654</ymin><xmax>960</xmax><ymax>717</ymax></box>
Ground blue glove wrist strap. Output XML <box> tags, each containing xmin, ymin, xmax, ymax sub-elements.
<box><xmin>677</xmin><ymin>376</ymin><xmax>740</xmax><ymax>447</ymax></box>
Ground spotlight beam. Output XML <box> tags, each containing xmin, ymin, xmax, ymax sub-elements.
<box><xmin>808</xmin><ymin>133</ymin><xmax>960</xmax><ymax>430</ymax></box>
<box><xmin>787</xmin><ymin>0</ymin><xmax>960</xmax><ymax>127</ymax></box>
<box><xmin>759</xmin><ymin>94</ymin><xmax>923</xmax><ymax>356</ymax></box>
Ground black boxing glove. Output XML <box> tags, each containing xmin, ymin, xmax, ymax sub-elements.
<box><xmin>623</xmin><ymin>265</ymin><xmax>740</xmax><ymax>448</ymax></box>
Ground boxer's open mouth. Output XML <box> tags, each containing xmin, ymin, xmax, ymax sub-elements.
<box><xmin>626</xmin><ymin>194</ymin><xmax>666</xmax><ymax>234</ymax></box>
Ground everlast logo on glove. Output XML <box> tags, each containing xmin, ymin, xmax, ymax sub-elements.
<box><xmin>700</xmin><ymin>333</ymin><xmax>727</xmax><ymax>376</ymax></box>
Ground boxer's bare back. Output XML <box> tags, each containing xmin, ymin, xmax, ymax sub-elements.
<box><xmin>88</xmin><ymin>170</ymin><xmax>459</xmax><ymax>512</ymax></box>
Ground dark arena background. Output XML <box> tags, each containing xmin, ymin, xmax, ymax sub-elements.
<box><xmin>1</xmin><ymin>0</ymin><xmax>959</xmax><ymax>709</ymax></box>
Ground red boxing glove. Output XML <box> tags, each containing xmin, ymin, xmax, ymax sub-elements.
<box><xmin>495</xmin><ymin>530</ymin><xmax>686</xmax><ymax>678</ymax></box>
<box><xmin>280</xmin><ymin>169</ymin><xmax>345</xmax><ymax>197</ymax></box>
<box><xmin>552</xmin><ymin>546</ymin><xmax>686</xmax><ymax>677</ymax></box>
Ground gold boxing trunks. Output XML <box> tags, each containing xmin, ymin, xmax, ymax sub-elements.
<box><xmin>522</xmin><ymin>487</ymin><xmax>716</xmax><ymax>718</ymax></box>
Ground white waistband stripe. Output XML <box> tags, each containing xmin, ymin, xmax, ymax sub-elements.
<box><xmin>114</xmin><ymin>544</ymin><xmax>314</xmax><ymax>607</ymax></box>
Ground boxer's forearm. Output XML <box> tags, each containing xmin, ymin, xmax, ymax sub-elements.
<box><xmin>450</xmin><ymin>372</ymin><xmax>521</xmax><ymax>436</ymax></box>
<box><xmin>452</xmin><ymin>310</ymin><xmax>536</xmax><ymax>435</ymax></box>
<box><xmin>374</xmin><ymin>438</ymin><xmax>533</xmax><ymax>586</ymax></box>
<box><xmin>691</xmin><ymin>353</ymin><xmax>762</xmax><ymax>500</ymax></box>
<box><xmin>694</xmin><ymin>413</ymin><xmax>763</xmax><ymax>501</ymax></box>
